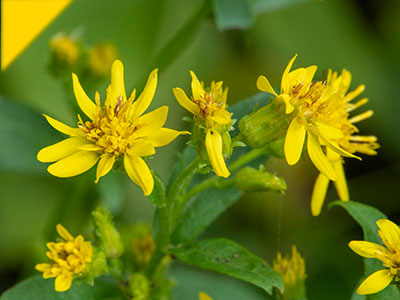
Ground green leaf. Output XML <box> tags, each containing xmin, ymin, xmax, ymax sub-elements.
<box><xmin>250</xmin><ymin>0</ymin><xmax>308</xmax><ymax>15</ymax></box>
<box><xmin>0</xmin><ymin>96</ymin><xmax>58</xmax><ymax>174</ymax></box>
<box><xmin>169</xmin><ymin>238</ymin><xmax>283</xmax><ymax>295</ymax></box>
<box><xmin>97</xmin><ymin>171</ymin><xmax>125</xmax><ymax>214</ymax></box>
<box><xmin>331</xmin><ymin>201</ymin><xmax>400</xmax><ymax>300</ymax></box>
<box><xmin>214</xmin><ymin>0</ymin><xmax>254</xmax><ymax>30</ymax></box>
<box><xmin>0</xmin><ymin>275</ymin><xmax>123</xmax><ymax>300</ymax></box>
<box><xmin>171</xmin><ymin>93</ymin><xmax>270</xmax><ymax>243</ymax></box>
<box><xmin>147</xmin><ymin>171</ymin><xmax>167</xmax><ymax>207</ymax></box>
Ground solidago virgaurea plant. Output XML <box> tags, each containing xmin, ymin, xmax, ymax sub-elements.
<box><xmin>37</xmin><ymin>59</ymin><xmax>188</xmax><ymax>195</ymax></box>
<box><xmin>8</xmin><ymin>50</ymin><xmax>383</xmax><ymax>300</ymax></box>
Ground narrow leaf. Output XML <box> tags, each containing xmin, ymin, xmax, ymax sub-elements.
<box><xmin>214</xmin><ymin>0</ymin><xmax>254</xmax><ymax>30</ymax></box>
<box><xmin>169</xmin><ymin>238</ymin><xmax>284</xmax><ymax>294</ymax></box>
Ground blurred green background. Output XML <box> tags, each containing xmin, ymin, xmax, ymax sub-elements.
<box><xmin>0</xmin><ymin>0</ymin><xmax>399</xmax><ymax>299</ymax></box>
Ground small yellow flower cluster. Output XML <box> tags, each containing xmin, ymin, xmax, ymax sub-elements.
<box><xmin>273</xmin><ymin>245</ymin><xmax>306</xmax><ymax>295</ymax></box>
<box><xmin>88</xmin><ymin>43</ymin><xmax>118</xmax><ymax>77</ymax></box>
<box><xmin>350</xmin><ymin>219</ymin><xmax>400</xmax><ymax>295</ymax></box>
<box><xmin>133</xmin><ymin>232</ymin><xmax>155</xmax><ymax>266</ymax></box>
<box><xmin>50</xmin><ymin>33</ymin><xmax>79</xmax><ymax>67</ymax></box>
<box><xmin>173</xmin><ymin>72</ymin><xmax>232</xmax><ymax>178</ymax></box>
<box><xmin>35</xmin><ymin>224</ymin><xmax>92</xmax><ymax>292</ymax></box>
<box><xmin>257</xmin><ymin>55</ymin><xmax>378</xmax><ymax>215</ymax></box>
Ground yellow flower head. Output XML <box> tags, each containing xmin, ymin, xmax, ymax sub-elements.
<box><xmin>35</xmin><ymin>224</ymin><xmax>93</xmax><ymax>292</ymax></box>
<box><xmin>349</xmin><ymin>219</ymin><xmax>400</xmax><ymax>295</ymax></box>
<box><xmin>257</xmin><ymin>55</ymin><xmax>378</xmax><ymax>215</ymax></box>
<box><xmin>38</xmin><ymin>60</ymin><xmax>189</xmax><ymax>195</ymax></box>
<box><xmin>173</xmin><ymin>71</ymin><xmax>231</xmax><ymax>178</ymax></box>
<box><xmin>50</xmin><ymin>33</ymin><xmax>79</xmax><ymax>67</ymax></box>
<box><xmin>273</xmin><ymin>246</ymin><xmax>306</xmax><ymax>289</ymax></box>
<box><xmin>88</xmin><ymin>43</ymin><xmax>118</xmax><ymax>77</ymax></box>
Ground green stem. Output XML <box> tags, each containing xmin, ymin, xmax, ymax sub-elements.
<box><xmin>172</xmin><ymin>147</ymin><xmax>270</xmax><ymax>227</ymax></box>
<box><xmin>146</xmin><ymin>157</ymin><xmax>201</xmax><ymax>277</ymax></box>
<box><xmin>229</xmin><ymin>147</ymin><xmax>269</xmax><ymax>172</ymax></box>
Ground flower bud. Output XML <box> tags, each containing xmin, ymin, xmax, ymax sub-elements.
<box><xmin>273</xmin><ymin>246</ymin><xmax>307</xmax><ymax>300</ymax></box>
<box><xmin>127</xmin><ymin>273</ymin><xmax>150</xmax><ymax>300</ymax></box>
<box><xmin>133</xmin><ymin>232</ymin><xmax>155</xmax><ymax>267</ymax></box>
<box><xmin>49</xmin><ymin>33</ymin><xmax>79</xmax><ymax>69</ymax></box>
<box><xmin>87</xmin><ymin>42</ymin><xmax>118</xmax><ymax>78</ymax></box>
<box><xmin>92</xmin><ymin>206</ymin><xmax>124</xmax><ymax>258</ymax></box>
<box><xmin>234</xmin><ymin>166</ymin><xmax>286</xmax><ymax>193</ymax></box>
<box><xmin>238</xmin><ymin>102</ymin><xmax>289</xmax><ymax>149</ymax></box>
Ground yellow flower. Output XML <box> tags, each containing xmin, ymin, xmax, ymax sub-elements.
<box><xmin>198</xmin><ymin>291</ymin><xmax>212</xmax><ymax>300</ymax></box>
<box><xmin>35</xmin><ymin>224</ymin><xmax>93</xmax><ymax>292</ymax></box>
<box><xmin>87</xmin><ymin>43</ymin><xmax>118</xmax><ymax>77</ymax></box>
<box><xmin>257</xmin><ymin>55</ymin><xmax>378</xmax><ymax>215</ymax></box>
<box><xmin>349</xmin><ymin>219</ymin><xmax>400</xmax><ymax>295</ymax></box>
<box><xmin>173</xmin><ymin>72</ymin><xmax>231</xmax><ymax>178</ymax></box>
<box><xmin>38</xmin><ymin>60</ymin><xmax>189</xmax><ymax>195</ymax></box>
<box><xmin>273</xmin><ymin>245</ymin><xmax>306</xmax><ymax>299</ymax></box>
<box><xmin>50</xmin><ymin>33</ymin><xmax>79</xmax><ymax>67</ymax></box>
<box><xmin>311</xmin><ymin>69</ymin><xmax>379</xmax><ymax>215</ymax></box>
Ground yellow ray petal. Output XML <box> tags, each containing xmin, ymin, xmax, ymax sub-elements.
<box><xmin>206</xmin><ymin>129</ymin><xmax>230</xmax><ymax>178</ymax></box>
<box><xmin>146</xmin><ymin>128</ymin><xmax>190</xmax><ymax>147</ymax></box>
<box><xmin>190</xmin><ymin>71</ymin><xmax>205</xmax><ymax>100</ymax></box>
<box><xmin>130</xmin><ymin>69</ymin><xmax>158</xmax><ymax>121</ymax></box>
<box><xmin>37</xmin><ymin>137</ymin><xmax>90</xmax><ymax>163</ymax></box>
<box><xmin>304</xmin><ymin>65</ymin><xmax>318</xmax><ymax>84</ymax></box>
<box><xmin>357</xmin><ymin>269</ymin><xmax>393</xmax><ymax>295</ymax></box>
<box><xmin>307</xmin><ymin>132</ymin><xmax>337</xmax><ymax>181</ymax></box>
<box><xmin>124</xmin><ymin>154</ymin><xmax>154</xmax><ymax>196</ymax></box>
<box><xmin>43</xmin><ymin>114</ymin><xmax>82</xmax><ymax>136</ymax></box>
<box><xmin>35</xmin><ymin>263</ymin><xmax>52</xmax><ymax>273</ymax></box>
<box><xmin>77</xmin><ymin>144</ymin><xmax>103</xmax><ymax>151</ymax></box>
<box><xmin>56</xmin><ymin>224</ymin><xmax>74</xmax><ymax>241</ymax></box>
<box><xmin>210</xmin><ymin>108</ymin><xmax>231</xmax><ymax>125</ymax></box>
<box><xmin>47</xmin><ymin>151</ymin><xmax>99</xmax><ymax>178</ymax></box>
<box><xmin>284</xmin><ymin>117</ymin><xmax>306</xmax><ymax>165</ymax></box>
<box><xmin>314</xmin><ymin>122</ymin><xmax>344</xmax><ymax>140</ymax></box>
<box><xmin>72</xmin><ymin>73</ymin><xmax>96</xmax><ymax>120</ymax></box>
<box><xmin>256</xmin><ymin>75</ymin><xmax>277</xmax><ymax>96</ymax></box>
<box><xmin>345</xmin><ymin>84</ymin><xmax>365</xmax><ymax>102</ymax></box>
<box><xmin>277</xmin><ymin>94</ymin><xmax>294</xmax><ymax>114</ymax></box>
<box><xmin>281</xmin><ymin>54</ymin><xmax>297</xmax><ymax>94</ymax></box>
<box><xmin>173</xmin><ymin>87</ymin><xmax>200</xmax><ymax>115</ymax></box>
<box><xmin>350</xmin><ymin>110</ymin><xmax>374</xmax><ymax>124</ymax></box>
<box><xmin>376</xmin><ymin>219</ymin><xmax>400</xmax><ymax>252</ymax></box>
<box><xmin>126</xmin><ymin>140</ymin><xmax>156</xmax><ymax>157</ymax></box>
<box><xmin>95</xmin><ymin>154</ymin><xmax>115</xmax><ymax>183</ymax></box>
<box><xmin>333</xmin><ymin>159</ymin><xmax>349</xmax><ymax>201</ymax></box>
<box><xmin>133</xmin><ymin>106</ymin><xmax>168</xmax><ymax>137</ymax></box>
<box><xmin>108</xmin><ymin>60</ymin><xmax>127</xmax><ymax>107</ymax></box>
<box><xmin>348</xmin><ymin>241</ymin><xmax>389</xmax><ymax>258</ymax></box>
<box><xmin>311</xmin><ymin>173</ymin><xmax>330</xmax><ymax>216</ymax></box>
<box><xmin>55</xmin><ymin>273</ymin><xmax>73</xmax><ymax>292</ymax></box>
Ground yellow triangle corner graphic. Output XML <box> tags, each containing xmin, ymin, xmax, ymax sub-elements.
<box><xmin>1</xmin><ymin>0</ymin><xmax>72</xmax><ymax>71</ymax></box>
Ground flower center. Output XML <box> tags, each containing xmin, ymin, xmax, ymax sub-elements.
<box><xmin>78</xmin><ymin>96</ymin><xmax>138</xmax><ymax>155</ymax></box>
<box><xmin>193</xmin><ymin>92</ymin><xmax>223</xmax><ymax>119</ymax></box>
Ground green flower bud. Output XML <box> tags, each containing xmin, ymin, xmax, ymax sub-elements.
<box><xmin>234</xmin><ymin>166</ymin><xmax>286</xmax><ymax>193</ymax></box>
<box><xmin>238</xmin><ymin>102</ymin><xmax>289</xmax><ymax>149</ymax></box>
<box><xmin>92</xmin><ymin>207</ymin><xmax>124</xmax><ymax>258</ymax></box>
<box><xmin>127</xmin><ymin>273</ymin><xmax>150</xmax><ymax>300</ymax></box>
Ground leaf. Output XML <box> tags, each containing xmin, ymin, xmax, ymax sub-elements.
<box><xmin>331</xmin><ymin>201</ymin><xmax>400</xmax><ymax>300</ymax></box>
<box><xmin>0</xmin><ymin>275</ymin><xmax>123</xmax><ymax>300</ymax></box>
<box><xmin>97</xmin><ymin>171</ymin><xmax>125</xmax><ymax>214</ymax></box>
<box><xmin>169</xmin><ymin>238</ymin><xmax>283</xmax><ymax>295</ymax></box>
<box><xmin>250</xmin><ymin>0</ymin><xmax>308</xmax><ymax>16</ymax></box>
<box><xmin>147</xmin><ymin>171</ymin><xmax>167</xmax><ymax>207</ymax></box>
<box><xmin>171</xmin><ymin>93</ymin><xmax>270</xmax><ymax>243</ymax></box>
<box><xmin>0</xmin><ymin>96</ymin><xmax>58</xmax><ymax>174</ymax></box>
<box><xmin>214</xmin><ymin>0</ymin><xmax>254</xmax><ymax>30</ymax></box>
